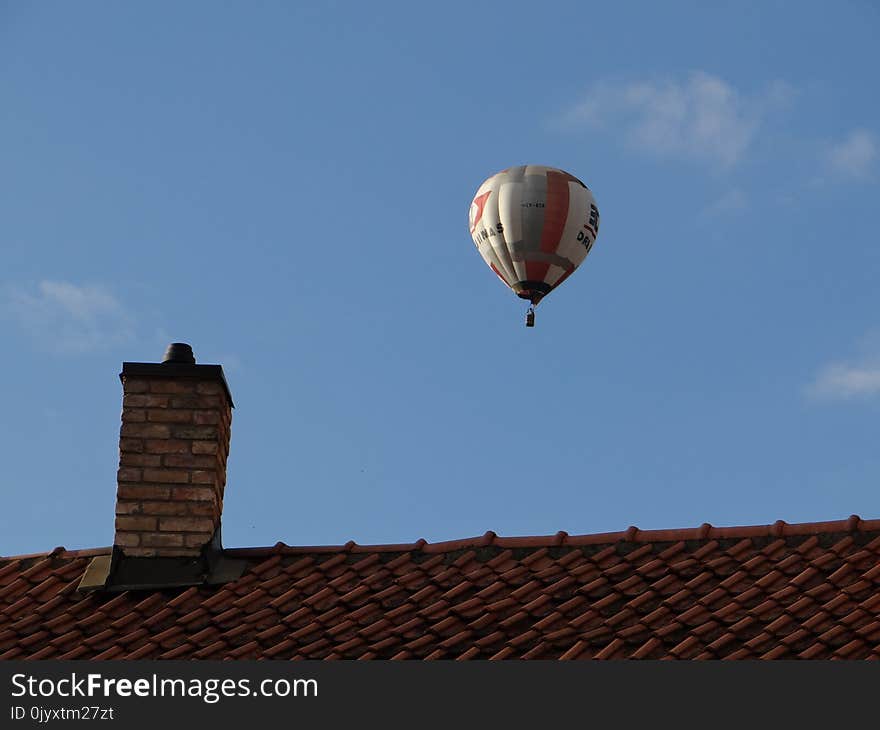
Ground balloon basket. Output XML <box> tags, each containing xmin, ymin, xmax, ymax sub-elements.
<box><xmin>525</xmin><ymin>307</ymin><xmax>535</xmax><ymax>328</ymax></box>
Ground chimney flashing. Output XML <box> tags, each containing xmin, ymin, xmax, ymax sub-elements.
<box><xmin>77</xmin><ymin>547</ymin><xmax>249</xmax><ymax>593</ymax></box>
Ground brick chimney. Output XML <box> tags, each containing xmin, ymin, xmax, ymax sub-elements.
<box><xmin>114</xmin><ymin>343</ymin><xmax>234</xmax><ymax>558</ymax></box>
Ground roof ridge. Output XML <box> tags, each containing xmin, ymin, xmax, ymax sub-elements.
<box><xmin>0</xmin><ymin>546</ymin><xmax>112</xmax><ymax>563</ymax></box>
<box><xmin>5</xmin><ymin>515</ymin><xmax>878</xmax><ymax>563</ymax></box>
<box><xmin>223</xmin><ymin>514</ymin><xmax>880</xmax><ymax>558</ymax></box>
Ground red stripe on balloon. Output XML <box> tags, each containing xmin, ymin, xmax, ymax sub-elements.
<box><xmin>526</xmin><ymin>170</ymin><xmax>571</xmax><ymax>283</ymax></box>
<box><xmin>525</xmin><ymin>259</ymin><xmax>550</xmax><ymax>282</ymax></box>
<box><xmin>540</xmin><ymin>171</ymin><xmax>570</xmax><ymax>254</ymax></box>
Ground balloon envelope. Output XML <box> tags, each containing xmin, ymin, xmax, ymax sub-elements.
<box><xmin>468</xmin><ymin>165</ymin><xmax>599</xmax><ymax>305</ymax></box>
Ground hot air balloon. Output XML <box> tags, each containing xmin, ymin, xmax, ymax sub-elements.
<box><xmin>468</xmin><ymin>165</ymin><xmax>600</xmax><ymax>326</ymax></box>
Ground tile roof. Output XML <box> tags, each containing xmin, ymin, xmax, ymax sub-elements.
<box><xmin>3</xmin><ymin>516</ymin><xmax>880</xmax><ymax>659</ymax></box>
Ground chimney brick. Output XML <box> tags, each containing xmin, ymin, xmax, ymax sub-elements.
<box><xmin>113</xmin><ymin>346</ymin><xmax>233</xmax><ymax>558</ymax></box>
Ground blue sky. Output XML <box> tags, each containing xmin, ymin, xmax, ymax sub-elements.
<box><xmin>2</xmin><ymin>1</ymin><xmax>878</xmax><ymax>555</ymax></box>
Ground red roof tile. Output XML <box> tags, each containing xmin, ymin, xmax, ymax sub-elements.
<box><xmin>2</xmin><ymin>516</ymin><xmax>880</xmax><ymax>659</ymax></box>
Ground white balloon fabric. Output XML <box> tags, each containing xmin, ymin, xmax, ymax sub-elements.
<box><xmin>468</xmin><ymin>165</ymin><xmax>599</xmax><ymax>306</ymax></box>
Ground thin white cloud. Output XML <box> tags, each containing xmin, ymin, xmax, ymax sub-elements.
<box><xmin>807</xmin><ymin>333</ymin><xmax>880</xmax><ymax>401</ymax></box>
<box><xmin>827</xmin><ymin>129</ymin><xmax>876</xmax><ymax>179</ymax></box>
<box><xmin>563</xmin><ymin>72</ymin><xmax>790</xmax><ymax>168</ymax></box>
<box><xmin>807</xmin><ymin>363</ymin><xmax>880</xmax><ymax>401</ymax></box>
<box><xmin>2</xmin><ymin>280</ymin><xmax>134</xmax><ymax>353</ymax></box>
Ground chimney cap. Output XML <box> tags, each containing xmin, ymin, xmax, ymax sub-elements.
<box><xmin>120</xmin><ymin>344</ymin><xmax>234</xmax><ymax>408</ymax></box>
<box><xmin>162</xmin><ymin>342</ymin><xmax>196</xmax><ymax>364</ymax></box>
